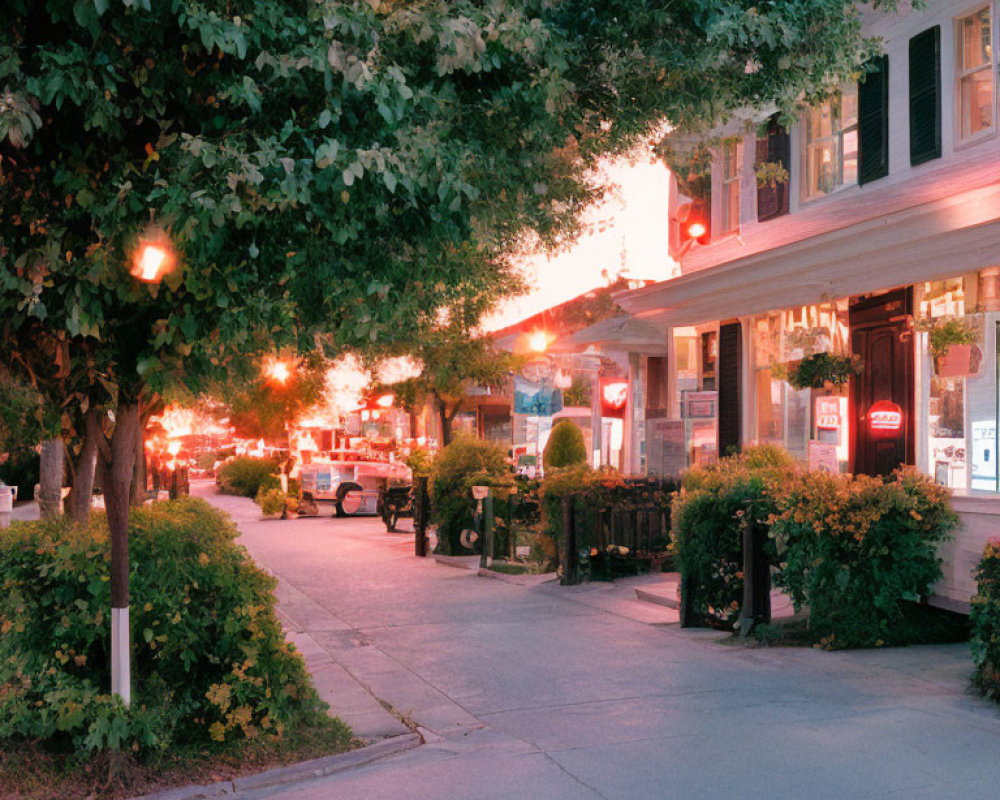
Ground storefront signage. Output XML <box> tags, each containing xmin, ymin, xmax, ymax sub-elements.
<box><xmin>601</xmin><ymin>379</ymin><xmax>628</xmax><ymax>418</ymax></box>
<box><xmin>815</xmin><ymin>397</ymin><xmax>842</xmax><ymax>430</ymax></box>
<box><xmin>868</xmin><ymin>400</ymin><xmax>903</xmax><ymax>432</ymax></box>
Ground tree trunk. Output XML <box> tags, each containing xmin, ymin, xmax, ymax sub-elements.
<box><xmin>131</xmin><ymin>423</ymin><xmax>147</xmax><ymax>508</ymax></box>
<box><xmin>38</xmin><ymin>437</ymin><xmax>65</xmax><ymax>519</ymax></box>
<box><xmin>102</xmin><ymin>401</ymin><xmax>140</xmax><ymax>705</ymax></box>
<box><xmin>70</xmin><ymin>408</ymin><xmax>101</xmax><ymax>524</ymax></box>
<box><xmin>436</xmin><ymin>397</ymin><xmax>452</xmax><ymax>447</ymax></box>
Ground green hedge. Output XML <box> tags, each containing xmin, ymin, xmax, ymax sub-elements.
<box><xmin>971</xmin><ymin>540</ymin><xmax>1000</xmax><ymax>699</ymax></box>
<box><xmin>542</xmin><ymin>420</ymin><xmax>586</xmax><ymax>470</ymax></box>
<box><xmin>216</xmin><ymin>456</ymin><xmax>280</xmax><ymax>498</ymax></box>
<box><xmin>671</xmin><ymin>445</ymin><xmax>795</xmax><ymax>628</ymax></box>
<box><xmin>430</xmin><ymin>437</ymin><xmax>511</xmax><ymax>555</ymax></box>
<box><xmin>0</xmin><ymin>498</ymin><xmax>344</xmax><ymax>758</ymax></box>
<box><xmin>771</xmin><ymin>470</ymin><xmax>957</xmax><ymax>648</ymax></box>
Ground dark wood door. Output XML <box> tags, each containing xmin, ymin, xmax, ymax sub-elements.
<box><xmin>850</xmin><ymin>290</ymin><xmax>914</xmax><ymax>476</ymax></box>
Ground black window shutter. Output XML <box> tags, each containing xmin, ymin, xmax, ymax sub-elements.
<box><xmin>718</xmin><ymin>322</ymin><xmax>742</xmax><ymax>456</ymax></box>
<box><xmin>859</xmin><ymin>55</ymin><xmax>889</xmax><ymax>185</ymax></box>
<box><xmin>756</xmin><ymin>115</ymin><xmax>789</xmax><ymax>222</ymax></box>
<box><xmin>909</xmin><ymin>26</ymin><xmax>941</xmax><ymax>166</ymax></box>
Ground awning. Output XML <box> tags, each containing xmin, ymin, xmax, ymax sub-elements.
<box><xmin>618</xmin><ymin>181</ymin><xmax>1000</xmax><ymax>329</ymax></box>
<box><xmin>548</xmin><ymin>315</ymin><xmax>668</xmax><ymax>355</ymax></box>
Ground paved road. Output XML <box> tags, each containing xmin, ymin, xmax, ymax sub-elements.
<box><xmin>198</xmin><ymin>483</ymin><xmax>1000</xmax><ymax>800</ymax></box>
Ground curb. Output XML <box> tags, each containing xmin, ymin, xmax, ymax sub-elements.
<box><xmin>478</xmin><ymin>568</ymin><xmax>558</xmax><ymax>586</ymax></box>
<box><xmin>131</xmin><ymin>733</ymin><xmax>422</xmax><ymax>800</ymax></box>
<box><xmin>431</xmin><ymin>555</ymin><xmax>480</xmax><ymax>571</ymax></box>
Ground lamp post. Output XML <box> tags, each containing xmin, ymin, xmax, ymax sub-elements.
<box><xmin>111</xmin><ymin>227</ymin><xmax>177</xmax><ymax>706</ymax></box>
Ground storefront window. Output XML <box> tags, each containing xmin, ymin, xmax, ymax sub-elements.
<box><xmin>674</xmin><ymin>326</ymin><xmax>718</xmax><ymax>468</ymax></box>
<box><xmin>751</xmin><ymin>301</ymin><xmax>850</xmax><ymax>469</ymax></box>
<box><xmin>917</xmin><ymin>275</ymin><xmax>999</xmax><ymax>493</ymax></box>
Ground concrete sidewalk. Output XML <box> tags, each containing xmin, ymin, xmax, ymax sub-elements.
<box><xmin>198</xmin><ymin>485</ymin><xmax>1000</xmax><ymax>798</ymax></box>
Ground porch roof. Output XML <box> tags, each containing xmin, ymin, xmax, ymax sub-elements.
<box><xmin>547</xmin><ymin>315</ymin><xmax>668</xmax><ymax>355</ymax></box>
<box><xmin>617</xmin><ymin>180</ymin><xmax>1000</xmax><ymax>329</ymax></box>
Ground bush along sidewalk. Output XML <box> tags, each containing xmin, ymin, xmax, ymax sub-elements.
<box><xmin>769</xmin><ymin>469</ymin><xmax>959</xmax><ymax>649</ymax></box>
<box><xmin>216</xmin><ymin>456</ymin><xmax>281</xmax><ymax>498</ymax></box>
<box><xmin>0</xmin><ymin>498</ymin><xmax>351</xmax><ymax>796</ymax></box>
<box><xmin>671</xmin><ymin>445</ymin><xmax>796</xmax><ymax>628</ymax></box>
<box><xmin>670</xmin><ymin>445</ymin><xmax>962</xmax><ymax>647</ymax></box>
<box><xmin>972</xmin><ymin>540</ymin><xmax>1000</xmax><ymax>700</ymax></box>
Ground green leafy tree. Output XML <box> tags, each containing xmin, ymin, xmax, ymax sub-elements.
<box><xmin>0</xmin><ymin>0</ymin><xmax>906</xmax><ymax>700</ymax></box>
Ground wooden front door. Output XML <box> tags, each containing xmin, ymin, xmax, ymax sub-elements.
<box><xmin>850</xmin><ymin>289</ymin><xmax>914</xmax><ymax>476</ymax></box>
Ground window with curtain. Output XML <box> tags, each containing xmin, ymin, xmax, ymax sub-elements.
<box><xmin>957</xmin><ymin>7</ymin><xmax>995</xmax><ymax>141</ymax></box>
<box><xmin>720</xmin><ymin>139</ymin><xmax>740</xmax><ymax>233</ymax></box>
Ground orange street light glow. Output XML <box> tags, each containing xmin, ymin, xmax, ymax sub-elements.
<box><xmin>266</xmin><ymin>360</ymin><xmax>291</xmax><ymax>384</ymax></box>
<box><xmin>375</xmin><ymin>393</ymin><xmax>394</xmax><ymax>408</ymax></box>
<box><xmin>529</xmin><ymin>331</ymin><xmax>549</xmax><ymax>353</ymax></box>
<box><xmin>131</xmin><ymin>230</ymin><xmax>176</xmax><ymax>284</ymax></box>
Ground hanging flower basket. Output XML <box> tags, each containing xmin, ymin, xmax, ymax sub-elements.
<box><xmin>924</xmin><ymin>317</ymin><xmax>982</xmax><ymax>377</ymax></box>
<box><xmin>784</xmin><ymin>353</ymin><xmax>863</xmax><ymax>390</ymax></box>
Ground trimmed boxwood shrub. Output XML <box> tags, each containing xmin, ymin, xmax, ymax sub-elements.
<box><xmin>671</xmin><ymin>445</ymin><xmax>795</xmax><ymax>628</ymax></box>
<box><xmin>970</xmin><ymin>540</ymin><xmax>1000</xmax><ymax>699</ymax></box>
<box><xmin>256</xmin><ymin>487</ymin><xmax>287</xmax><ymax>517</ymax></box>
<box><xmin>0</xmin><ymin>498</ymin><xmax>345</xmax><ymax>759</ymax></box>
<box><xmin>430</xmin><ymin>436</ymin><xmax>511</xmax><ymax>555</ymax></box>
<box><xmin>216</xmin><ymin>456</ymin><xmax>280</xmax><ymax>498</ymax></box>
<box><xmin>542</xmin><ymin>420</ymin><xmax>586</xmax><ymax>470</ymax></box>
<box><xmin>771</xmin><ymin>469</ymin><xmax>958</xmax><ymax>649</ymax></box>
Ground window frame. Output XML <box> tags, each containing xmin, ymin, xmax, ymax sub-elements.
<box><xmin>954</xmin><ymin>3</ymin><xmax>997</xmax><ymax>147</ymax></box>
<box><xmin>720</xmin><ymin>139</ymin><xmax>740</xmax><ymax>234</ymax></box>
<box><xmin>800</xmin><ymin>88</ymin><xmax>860</xmax><ymax>203</ymax></box>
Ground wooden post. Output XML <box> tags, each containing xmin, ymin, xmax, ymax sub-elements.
<box><xmin>560</xmin><ymin>495</ymin><xmax>579</xmax><ymax>585</ymax></box>
<box><xmin>480</xmin><ymin>492</ymin><xmax>494</xmax><ymax>569</ymax></box>
<box><xmin>414</xmin><ymin>476</ymin><xmax>429</xmax><ymax>557</ymax></box>
<box><xmin>738</xmin><ymin>508</ymin><xmax>772</xmax><ymax>635</ymax></box>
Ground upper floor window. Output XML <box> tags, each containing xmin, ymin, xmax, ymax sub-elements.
<box><xmin>720</xmin><ymin>139</ymin><xmax>740</xmax><ymax>234</ymax></box>
<box><xmin>957</xmin><ymin>7</ymin><xmax>995</xmax><ymax>142</ymax></box>
<box><xmin>801</xmin><ymin>88</ymin><xmax>858</xmax><ymax>201</ymax></box>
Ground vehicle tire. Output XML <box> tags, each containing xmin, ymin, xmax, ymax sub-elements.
<box><xmin>336</xmin><ymin>482</ymin><xmax>363</xmax><ymax>517</ymax></box>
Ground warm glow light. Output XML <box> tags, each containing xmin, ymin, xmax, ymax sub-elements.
<box><xmin>529</xmin><ymin>331</ymin><xmax>549</xmax><ymax>353</ymax></box>
<box><xmin>602</xmin><ymin>381</ymin><xmax>629</xmax><ymax>410</ymax></box>
<box><xmin>375</xmin><ymin>393</ymin><xmax>394</xmax><ymax>409</ymax></box>
<box><xmin>687</xmin><ymin>222</ymin><xmax>707</xmax><ymax>239</ymax></box>
<box><xmin>130</xmin><ymin>229</ymin><xmax>176</xmax><ymax>284</ymax></box>
<box><xmin>167</xmin><ymin>440</ymin><xmax>182</xmax><ymax>457</ymax></box>
<box><xmin>266</xmin><ymin>360</ymin><xmax>291</xmax><ymax>385</ymax></box>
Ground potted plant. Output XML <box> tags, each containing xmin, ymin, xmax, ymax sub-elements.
<box><xmin>924</xmin><ymin>317</ymin><xmax>982</xmax><ymax>377</ymax></box>
<box><xmin>785</xmin><ymin>352</ymin><xmax>863</xmax><ymax>390</ymax></box>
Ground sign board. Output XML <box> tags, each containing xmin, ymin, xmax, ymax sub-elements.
<box><xmin>868</xmin><ymin>400</ymin><xmax>903</xmax><ymax>433</ymax></box>
<box><xmin>808</xmin><ymin>440</ymin><xmax>839</xmax><ymax>474</ymax></box>
<box><xmin>972</xmin><ymin>420</ymin><xmax>998</xmax><ymax>491</ymax></box>
<box><xmin>600</xmin><ymin>378</ymin><xmax>628</xmax><ymax>419</ymax></box>
<box><xmin>815</xmin><ymin>396</ymin><xmax>842</xmax><ymax>431</ymax></box>
<box><xmin>514</xmin><ymin>375</ymin><xmax>563</xmax><ymax>416</ymax></box>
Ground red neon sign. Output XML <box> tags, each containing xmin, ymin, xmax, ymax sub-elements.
<box><xmin>868</xmin><ymin>400</ymin><xmax>903</xmax><ymax>432</ymax></box>
<box><xmin>602</xmin><ymin>381</ymin><xmax>628</xmax><ymax>410</ymax></box>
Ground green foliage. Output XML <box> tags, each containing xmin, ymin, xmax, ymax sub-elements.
<box><xmin>923</xmin><ymin>317</ymin><xmax>980</xmax><ymax>359</ymax></box>
<box><xmin>972</xmin><ymin>540</ymin><xmax>1000</xmax><ymax>700</ymax></box>
<box><xmin>671</xmin><ymin>445</ymin><xmax>796</xmax><ymax>628</ymax></box>
<box><xmin>430</xmin><ymin>436</ymin><xmax>510</xmax><ymax>555</ymax></box>
<box><xmin>561</xmin><ymin>375</ymin><xmax>592</xmax><ymax>408</ymax></box>
<box><xmin>543</xmin><ymin>420</ymin><xmax>587</xmax><ymax>470</ymax></box>
<box><xmin>404</xmin><ymin>446</ymin><xmax>434</xmax><ymax>478</ymax></box>
<box><xmin>0</xmin><ymin>374</ymin><xmax>58</xmax><ymax>454</ymax></box>
<box><xmin>771</xmin><ymin>470</ymin><xmax>957</xmax><ymax>649</ymax></box>
<box><xmin>255</xmin><ymin>487</ymin><xmax>287</xmax><ymax>517</ymax></box>
<box><xmin>216</xmin><ymin>457</ymin><xmax>279</xmax><ymax>498</ymax></box>
<box><xmin>786</xmin><ymin>353</ymin><xmax>863</xmax><ymax>390</ymax></box>
<box><xmin>0</xmin><ymin>499</ymin><xmax>343</xmax><ymax>758</ymax></box>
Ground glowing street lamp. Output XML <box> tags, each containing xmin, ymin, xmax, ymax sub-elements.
<box><xmin>130</xmin><ymin>227</ymin><xmax>176</xmax><ymax>284</ymax></box>
<box><xmin>266</xmin><ymin>360</ymin><xmax>291</xmax><ymax>385</ymax></box>
<box><xmin>529</xmin><ymin>331</ymin><xmax>550</xmax><ymax>353</ymax></box>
